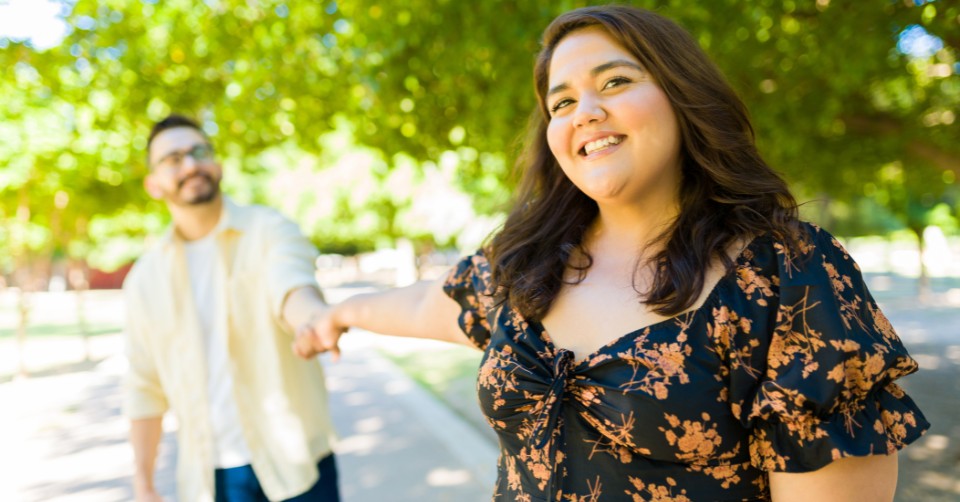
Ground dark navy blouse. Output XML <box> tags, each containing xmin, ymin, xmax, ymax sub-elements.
<box><xmin>444</xmin><ymin>222</ymin><xmax>928</xmax><ymax>501</ymax></box>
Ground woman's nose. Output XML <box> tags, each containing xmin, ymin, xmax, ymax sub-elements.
<box><xmin>573</xmin><ymin>96</ymin><xmax>606</xmax><ymax>128</ymax></box>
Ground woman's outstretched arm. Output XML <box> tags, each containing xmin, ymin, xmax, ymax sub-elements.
<box><xmin>768</xmin><ymin>453</ymin><xmax>898</xmax><ymax>502</ymax></box>
<box><xmin>292</xmin><ymin>276</ymin><xmax>472</xmax><ymax>360</ymax></box>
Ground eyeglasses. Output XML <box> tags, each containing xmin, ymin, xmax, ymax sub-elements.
<box><xmin>153</xmin><ymin>144</ymin><xmax>215</xmax><ymax>172</ymax></box>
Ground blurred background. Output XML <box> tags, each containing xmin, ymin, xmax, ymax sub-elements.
<box><xmin>1</xmin><ymin>0</ymin><xmax>958</xmax><ymax>501</ymax></box>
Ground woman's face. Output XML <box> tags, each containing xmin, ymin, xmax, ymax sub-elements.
<box><xmin>545</xmin><ymin>27</ymin><xmax>682</xmax><ymax>208</ymax></box>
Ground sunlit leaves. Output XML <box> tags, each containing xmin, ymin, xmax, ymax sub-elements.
<box><xmin>1</xmin><ymin>0</ymin><xmax>959</xmax><ymax>274</ymax></box>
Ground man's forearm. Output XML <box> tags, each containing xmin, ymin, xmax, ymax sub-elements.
<box><xmin>130</xmin><ymin>416</ymin><xmax>163</xmax><ymax>495</ymax></box>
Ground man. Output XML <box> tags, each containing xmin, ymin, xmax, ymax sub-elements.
<box><xmin>123</xmin><ymin>114</ymin><xmax>338</xmax><ymax>502</ymax></box>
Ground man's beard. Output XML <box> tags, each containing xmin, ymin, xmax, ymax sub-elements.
<box><xmin>173</xmin><ymin>172</ymin><xmax>220</xmax><ymax>206</ymax></box>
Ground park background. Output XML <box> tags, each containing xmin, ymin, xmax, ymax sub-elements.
<box><xmin>1</xmin><ymin>0</ymin><xmax>959</xmax><ymax>500</ymax></box>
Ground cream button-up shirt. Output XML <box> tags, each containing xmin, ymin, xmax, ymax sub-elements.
<box><xmin>122</xmin><ymin>197</ymin><xmax>335</xmax><ymax>502</ymax></box>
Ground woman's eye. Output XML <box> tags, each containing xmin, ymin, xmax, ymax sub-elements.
<box><xmin>550</xmin><ymin>98</ymin><xmax>574</xmax><ymax>114</ymax></box>
<box><xmin>603</xmin><ymin>76</ymin><xmax>631</xmax><ymax>90</ymax></box>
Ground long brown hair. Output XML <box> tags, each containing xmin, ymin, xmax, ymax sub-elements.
<box><xmin>486</xmin><ymin>5</ymin><xmax>799</xmax><ymax>320</ymax></box>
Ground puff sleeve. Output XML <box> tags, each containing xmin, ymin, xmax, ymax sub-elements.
<box><xmin>442</xmin><ymin>251</ymin><xmax>496</xmax><ymax>350</ymax></box>
<box><xmin>730</xmin><ymin>223</ymin><xmax>929</xmax><ymax>472</ymax></box>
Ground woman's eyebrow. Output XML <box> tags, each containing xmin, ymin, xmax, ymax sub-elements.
<box><xmin>590</xmin><ymin>59</ymin><xmax>644</xmax><ymax>76</ymax></box>
<box><xmin>547</xmin><ymin>59</ymin><xmax>645</xmax><ymax>98</ymax></box>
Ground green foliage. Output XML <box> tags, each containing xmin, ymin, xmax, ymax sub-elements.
<box><xmin>1</xmin><ymin>0</ymin><xmax>958</xmax><ymax>280</ymax></box>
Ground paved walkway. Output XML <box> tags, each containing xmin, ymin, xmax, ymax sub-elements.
<box><xmin>0</xmin><ymin>333</ymin><xmax>497</xmax><ymax>502</ymax></box>
<box><xmin>1</xmin><ymin>276</ymin><xmax>959</xmax><ymax>501</ymax></box>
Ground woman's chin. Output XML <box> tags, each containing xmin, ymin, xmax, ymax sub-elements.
<box><xmin>578</xmin><ymin>179</ymin><xmax>629</xmax><ymax>203</ymax></box>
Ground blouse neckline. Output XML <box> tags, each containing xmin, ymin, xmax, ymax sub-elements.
<box><xmin>529</xmin><ymin>233</ymin><xmax>766</xmax><ymax>369</ymax></box>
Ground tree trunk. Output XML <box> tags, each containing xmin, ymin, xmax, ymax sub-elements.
<box><xmin>70</xmin><ymin>264</ymin><xmax>92</xmax><ymax>362</ymax></box>
<box><xmin>911</xmin><ymin>226</ymin><xmax>931</xmax><ymax>300</ymax></box>
<box><xmin>816</xmin><ymin>193</ymin><xmax>833</xmax><ymax>230</ymax></box>
<box><xmin>13</xmin><ymin>193</ymin><xmax>32</xmax><ymax>378</ymax></box>
<box><xmin>16</xmin><ymin>287</ymin><xmax>30</xmax><ymax>378</ymax></box>
<box><xmin>78</xmin><ymin>288</ymin><xmax>90</xmax><ymax>361</ymax></box>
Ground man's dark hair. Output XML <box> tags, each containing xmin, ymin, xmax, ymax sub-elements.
<box><xmin>147</xmin><ymin>114</ymin><xmax>206</xmax><ymax>161</ymax></box>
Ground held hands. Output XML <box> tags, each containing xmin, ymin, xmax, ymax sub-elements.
<box><xmin>292</xmin><ymin>306</ymin><xmax>347</xmax><ymax>361</ymax></box>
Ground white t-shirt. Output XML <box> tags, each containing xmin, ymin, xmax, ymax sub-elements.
<box><xmin>184</xmin><ymin>234</ymin><xmax>252</xmax><ymax>468</ymax></box>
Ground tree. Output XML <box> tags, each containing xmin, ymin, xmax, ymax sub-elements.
<box><xmin>1</xmin><ymin>0</ymin><xmax>957</xmax><ymax>274</ymax></box>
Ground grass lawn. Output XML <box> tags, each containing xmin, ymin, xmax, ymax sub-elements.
<box><xmin>376</xmin><ymin>342</ymin><xmax>491</xmax><ymax>440</ymax></box>
<box><xmin>0</xmin><ymin>290</ymin><xmax>126</xmax><ymax>380</ymax></box>
<box><xmin>0</xmin><ymin>323</ymin><xmax>122</xmax><ymax>338</ymax></box>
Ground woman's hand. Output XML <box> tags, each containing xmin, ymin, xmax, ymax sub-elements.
<box><xmin>292</xmin><ymin>305</ymin><xmax>347</xmax><ymax>361</ymax></box>
<box><xmin>290</xmin><ymin>279</ymin><xmax>473</xmax><ymax>360</ymax></box>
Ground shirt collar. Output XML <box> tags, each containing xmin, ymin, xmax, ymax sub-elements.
<box><xmin>159</xmin><ymin>196</ymin><xmax>245</xmax><ymax>249</ymax></box>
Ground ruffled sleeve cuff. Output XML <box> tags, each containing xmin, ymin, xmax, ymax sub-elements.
<box><xmin>749</xmin><ymin>381</ymin><xmax>929</xmax><ymax>472</ymax></box>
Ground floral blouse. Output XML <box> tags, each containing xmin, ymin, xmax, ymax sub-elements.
<box><xmin>443</xmin><ymin>222</ymin><xmax>929</xmax><ymax>502</ymax></box>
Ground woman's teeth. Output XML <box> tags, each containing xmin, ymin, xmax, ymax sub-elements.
<box><xmin>583</xmin><ymin>136</ymin><xmax>623</xmax><ymax>155</ymax></box>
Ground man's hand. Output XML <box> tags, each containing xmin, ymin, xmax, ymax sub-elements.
<box><xmin>134</xmin><ymin>487</ymin><xmax>165</xmax><ymax>502</ymax></box>
<box><xmin>133</xmin><ymin>474</ymin><xmax>165</xmax><ymax>502</ymax></box>
<box><xmin>130</xmin><ymin>417</ymin><xmax>164</xmax><ymax>502</ymax></box>
<box><xmin>292</xmin><ymin>307</ymin><xmax>347</xmax><ymax>361</ymax></box>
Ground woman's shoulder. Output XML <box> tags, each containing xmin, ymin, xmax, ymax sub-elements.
<box><xmin>741</xmin><ymin>220</ymin><xmax>832</xmax><ymax>253</ymax></box>
<box><xmin>724</xmin><ymin>220</ymin><xmax>868</xmax><ymax>312</ymax></box>
<box><xmin>738</xmin><ymin>221</ymin><xmax>850</xmax><ymax>273</ymax></box>
<box><xmin>444</xmin><ymin>249</ymin><xmax>495</xmax><ymax>295</ymax></box>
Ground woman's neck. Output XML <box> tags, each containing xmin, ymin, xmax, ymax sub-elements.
<box><xmin>588</xmin><ymin>194</ymin><xmax>680</xmax><ymax>260</ymax></box>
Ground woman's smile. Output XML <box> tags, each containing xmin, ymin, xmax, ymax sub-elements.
<box><xmin>580</xmin><ymin>134</ymin><xmax>626</xmax><ymax>157</ymax></box>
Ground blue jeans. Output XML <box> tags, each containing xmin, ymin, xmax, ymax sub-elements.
<box><xmin>214</xmin><ymin>454</ymin><xmax>340</xmax><ymax>502</ymax></box>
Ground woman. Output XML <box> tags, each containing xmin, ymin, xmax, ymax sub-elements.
<box><xmin>296</xmin><ymin>6</ymin><xmax>929</xmax><ymax>501</ymax></box>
